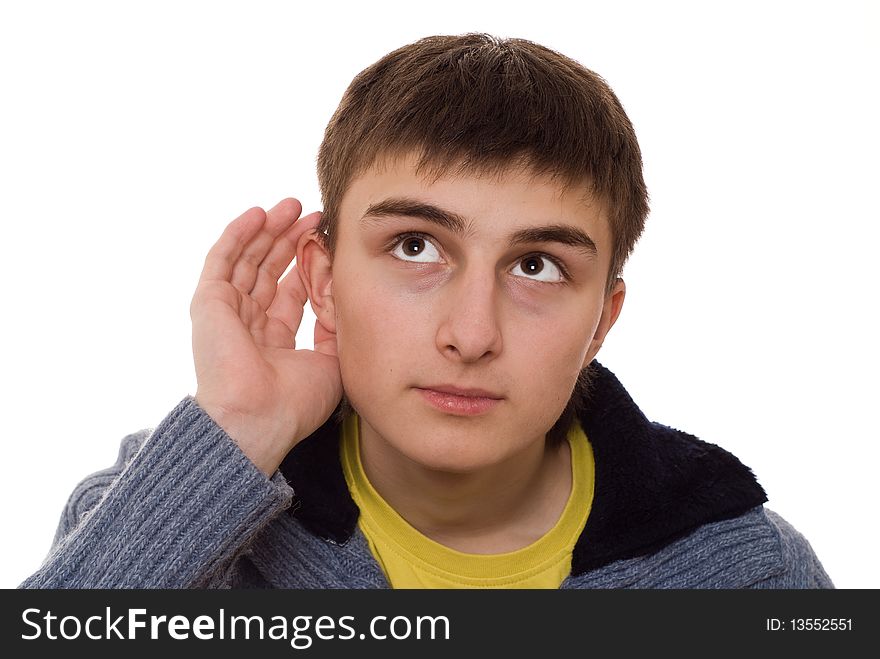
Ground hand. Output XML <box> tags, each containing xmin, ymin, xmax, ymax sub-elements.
<box><xmin>190</xmin><ymin>198</ymin><xmax>343</xmax><ymax>476</ymax></box>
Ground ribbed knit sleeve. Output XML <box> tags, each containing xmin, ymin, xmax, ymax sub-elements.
<box><xmin>746</xmin><ymin>509</ymin><xmax>834</xmax><ymax>589</ymax></box>
<box><xmin>19</xmin><ymin>396</ymin><xmax>295</xmax><ymax>589</ymax></box>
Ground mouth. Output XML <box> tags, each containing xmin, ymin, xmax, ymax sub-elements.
<box><xmin>414</xmin><ymin>386</ymin><xmax>504</xmax><ymax>416</ymax></box>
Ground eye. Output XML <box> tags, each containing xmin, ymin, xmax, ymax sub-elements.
<box><xmin>511</xmin><ymin>255</ymin><xmax>565</xmax><ymax>283</ymax></box>
<box><xmin>390</xmin><ymin>233</ymin><xmax>443</xmax><ymax>263</ymax></box>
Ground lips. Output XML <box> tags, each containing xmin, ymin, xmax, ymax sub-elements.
<box><xmin>414</xmin><ymin>385</ymin><xmax>504</xmax><ymax>416</ymax></box>
<box><xmin>416</xmin><ymin>385</ymin><xmax>504</xmax><ymax>399</ymax></box>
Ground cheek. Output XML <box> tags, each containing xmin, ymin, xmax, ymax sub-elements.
<box><xmin>506</xmin><ymin>309</ymin><xmax>598</xmax><ymax>404</ymax></box>
<box><xmin>333</xmin><ymin>272</ymin><xmax>431</xmax><ymax>388</ymax></box>
<box><xmin>518</xmin><ymin>327</ymin><xmax>589</xmax><ymax>385</ymax></box>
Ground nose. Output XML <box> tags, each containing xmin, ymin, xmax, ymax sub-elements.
<box><xmin>435</xmin><ymin>268</ymin><xmax>503</xmax><ymax>363</ymax></box>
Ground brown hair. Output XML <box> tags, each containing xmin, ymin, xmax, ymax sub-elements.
<box><xmin>317</xmin><ymin>33</ymin><xmax>648</xmax><ymax>446</ymax></box>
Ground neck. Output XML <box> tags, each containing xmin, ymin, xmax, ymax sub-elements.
<box><xmin>357</xmin><ymin>418</ymin><xmax>572</xmax><ymax>554</ymax></box>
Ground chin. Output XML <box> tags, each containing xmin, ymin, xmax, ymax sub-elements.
<box><xmin>401</xmin><ymin>451</ymin><xmax>493</xmax><ymax>475</ymax></box>
<box><xmin>389</xmin><ymin>427</ymin><xmax>510</xmax><ymax>474</ymax></box>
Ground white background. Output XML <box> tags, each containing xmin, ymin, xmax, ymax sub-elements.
<box><xmin>1</xmin><ymin>0</ymin><xmax>877</xmax><ymax>588</ymax></box>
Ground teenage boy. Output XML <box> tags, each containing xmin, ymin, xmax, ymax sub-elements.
<box><xmin>22</xmin><ymin>34</ymin><xmax>832</xmax><ymax>589</ymax></box>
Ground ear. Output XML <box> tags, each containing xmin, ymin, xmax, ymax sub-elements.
<box><xmin>581</xmin><ymin>278</ymin><xmax>626</xmax><ymax>368</ymax></box>
<box><xmin>296</xmin><ymin>229</ymin><xmax>336</xmax><ymax>336</ymax></box>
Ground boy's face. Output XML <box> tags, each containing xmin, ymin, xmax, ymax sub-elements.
<box><xmin>306</xmin><ymin>152</ymin><xmax>624</xmax><ymax>472</ymax></box>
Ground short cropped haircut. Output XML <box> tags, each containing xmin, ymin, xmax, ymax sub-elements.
<box><xmin>316</xmin><ymin>33</ymin><xmax>649</xmax><ymax>446</ymax></box>
<box><xmin>317</xmin><ymin>33</ymin><xmax>648</xmax><ymax>288</ymax></box>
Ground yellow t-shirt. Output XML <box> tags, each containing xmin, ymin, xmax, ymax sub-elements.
<box><xmin>339</xmin><ymin>414</ymin><xmax>595</xmax><ymax>588</ymax></box>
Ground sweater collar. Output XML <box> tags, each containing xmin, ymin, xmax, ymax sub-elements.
<box><xmin>279</xmin><ymin>361</ymin><xmax>767</xmax><ymax>576</ymax></box>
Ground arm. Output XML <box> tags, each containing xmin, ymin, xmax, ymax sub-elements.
<box><xmin>19</xmin><ymin>397</ymin><xmax>294</xmax><ymax>588</ymax></box>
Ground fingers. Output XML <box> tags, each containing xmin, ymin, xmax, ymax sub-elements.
<box><xmin>266</xmin><ymin>263</ymin><xmax>310</xmax><ymax>337</ymax></box>
<box><xmin>196</xmin><ymin>198</ymin><xmax>319</xmax><ymax>328</ymax></box>
<box><xmin>198</xmin><ymin>207</ymin><xmax>268</xmax><ymax>282</ymax></box>
<box><xmin>259</xmin><ymin>317</ymin><xmax>297</xmax><ymax>349</ymax></box>
<box><xmin>249</xmin><ymin>210</ymin><xmax>322</xmax><ymax>310</ymax></box>
<box><xmin>228</xmin><ymin>198</ymin><xmax>303</xmax><ymax>293</ymax></box>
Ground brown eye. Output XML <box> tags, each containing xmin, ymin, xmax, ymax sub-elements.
<box><xmin>521</xmin><ymin>257</ymin><xmax>543</xmax><ymax>275</ymax></box>
<box><xmin>512</xmin><ymin>255</ymin><xmax>564</xmax><ymax>283</ymax></box>
<box><xmin>403</xmin><ymin>237</ymin><xmax>425</xmax><ymax>256</ymax></box>
<box><xmin>391</xmin><ymin>234</ymin><xmax>442</xmax><ymax>263</ymax></box>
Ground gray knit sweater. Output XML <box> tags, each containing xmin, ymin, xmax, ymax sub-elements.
<box><xmin>20</xmin><ymin>394</ymin><xmax>833</xmax><ymax>589</ymax></box>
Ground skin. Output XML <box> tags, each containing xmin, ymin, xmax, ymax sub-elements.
<box><xmin>297</xmin><ymin>153</ymin><xmax>626</xmax><ymax>553</ymax></box>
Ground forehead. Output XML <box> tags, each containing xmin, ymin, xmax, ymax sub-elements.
<box><xmin>338</xmin><ymin>151</ymin><xmax>611</xmax><ymax>249</ymax></box>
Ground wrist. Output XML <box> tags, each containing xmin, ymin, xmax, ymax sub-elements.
<box><xmin>194</xmin><ymin>396</ymin><xmax>298</xmax><ymax>477</ymax></box>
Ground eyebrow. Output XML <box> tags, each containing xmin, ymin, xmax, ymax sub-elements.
<box><xmin>361</xmin><ymin>197</ymin><xmax>598</xmax><ymax>257</ymax></box>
